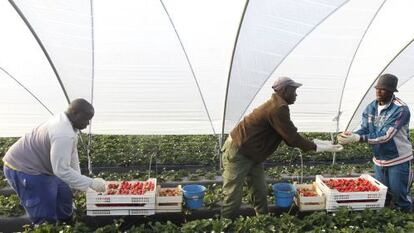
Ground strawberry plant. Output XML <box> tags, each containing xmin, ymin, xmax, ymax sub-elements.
<box><xmin>232</xmin><ymin>215</ymin><xmax>285</xmax><ymax>232</ymax></box>
<box><xmin>0</xmin><ymin>172</ymin><xmax>7</xmax><ymax>189</ymax></box>
<box><xmin>181</xmin><ymin>218</ymin><xmax>231</xmax><ymax>233</ymax></box>
<box><xmin>127</xmin><ymin>221</ymin><xmax>180</xmax><ymax>233</ymax></box>
<box><xmin>95</xmin><ymin>170</ymin><xmax>147</xmax><ymax>181</ymax></box>
<box><xmin>203</xmin><ymin>183</ymin><xmax>223</xmax><ymax>209</ymax></box>
<box><xmin>156</xmin><ymin>169</ymin><xmax>185</xmax><ymax>182</ymax></box>
<box><xmin>7</xmin><ymin>205</ymin><xmax>414</xmax><ymax>232</ymax></box>
<box><xmin>0</xmin><ymin>137</ymin><xmax>18</xmax><ymax>157</ymax></box>
<box><xmin>73</xmin><ymin>192</ymin><xmax>86</xmax><ymax>220</ymax></box>
<box><xmin>0</xmin><ymin>132</ymin><xmax>381</xmax><ymax>168</ymax></box>
<box><xmin>95</xmin><ymin>219</ymin><xmax>124</xmax><ymax>233</ymax></box>
<box><xmin>0</xmin><ymin>194</ymin><xmax>25</xmax><ymax>217</ymax></box>
<box><xmin>265</xmin><ymin>162</ymin><xmax>373</xmax><ymax>180</ymax></box>
<box><xmin>77</xmin><ymin>135</ymin><xmax>219</xmax><ymax>167</ymax></box>
<box><xmin>6</xmin><ymin>131</ymin><xmax>414</xmax><ymax>168</ymax></box>
<box><xmin>22</xmin><ymin>222</ymin><xmax>91</xmax><ymax>233</ymax></box>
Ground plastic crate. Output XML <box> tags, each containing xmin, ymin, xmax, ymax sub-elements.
<box><xmin>86</xmin><ymin>178</ymin><xmax>157</xmax><ymax>205</ymax></box>
<box><xmin>294</xmin><ymin>183</ymin><xmax>325</xmax><ymax>211</ymax></box>
<box><xmin>155</xmin><ymin>202</ymin><xmax>182</xmax><ymax>213</ymax></box>
<box><xmin>155</xmin><ymin>185</ymin><xmax>183</xmax><ymax>213</ymax></box>
<box><xmin>86</xmin><ymin>203</ymin><xmax>154</xmax><ymax>210</ymax></box>
<box><xmin>87</xmin><ymin>209</ymin><xmax>155</xmax><ymax>216</ymax></box>
<box><xmin>315</xmin><ymin>174</ymin><xmax>387</xmax><ymax>212</ymax></box>
<box><xmin>86</xmin><ymin>178</ymin><xmax>157</xmax><ymax>215</ymax></box>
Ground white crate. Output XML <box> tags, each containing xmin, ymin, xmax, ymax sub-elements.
<box><xmin>325</xmin><ymin>199</ymin><xmax>386</xmax><ymax>212</ymax></box>
<box><xmin>315</xmin><ymin>174</ymin><xmax>387</xmax><ymax>212</ymax></box>
<box><xmin>155</xmin><ymin>202</ymin><xmax>182</xmax><ymax>213</ymax></box>
<box><xmin>294</xmin><ymin>183</ymin><xmax>325</xmax><ymax>211</ymax></box>
<box><xmin>87</xmin><ymin>209</ymin><xmax>155</xmax><ymax>216</ymax></box>
<box><xmin>156</xmin><ymin>186</ymin><xmax>183</xmax><ymax>203</ymax></box>
<box><xmin>87</xmin><ymin>203</ymin><xmax>155</xmax><ymax>210</ymax></box>
<box><xmin>86</xmin><ymin>194</ymin><xmax>155</xmax><ymax>205</ymax></box>
<box><xmin>155</xmin><ymin>186</ymin><xmax>183</xmax><ymax>213</ymax></box>
<box><xmin>86</xmin><ymin>178</ymin><xmax>157</xmax><ymax>205</ymax></box>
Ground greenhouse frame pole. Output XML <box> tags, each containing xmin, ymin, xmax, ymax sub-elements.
<box><xmin>0</xmin><ymin>67</ymin><xmax>54</xmax><ymax>115</ymax></box>
<box><xmin>345</xmin><ymin>38</ymin><xmax>414</xmax><ymax>131</ymax></box>
<box><xmin>221</xmin><ymin>0</ymin><xmax>350</xmax><ymax>170</ymax></box>
<box><xmin>333</xmin><ymin>0</ymin><xmax>387</xmax><ymax>165</ymax></box>
<box><xmin>9</xmin><ymin>0</ymin><xmax>70</xmax><ymax>104</ymax></box>
<box><xmin>220</xmin><ymin>0</ymin><xmax>250</xmax><ymax>170</ymax></box>
<box><xmin>336</xmin><ymin>0</ymin><xmax>387</xmax><ymax>134</ymax></box>
<box><xmin>159</xmin><ymin>0</ymin><xmax>216</xmax><ymax>136</ymax></box>
<box><xmin>86</xmin><ymin>0</ymin><xmax>96</xmax><ymax>176</ymax></box>
<box><xmin>236</xmin><ymin>0</ymin><xmax>350</xmax><ymax>125</ymax></box>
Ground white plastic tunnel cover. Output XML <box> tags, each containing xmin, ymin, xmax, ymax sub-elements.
<box><xmin>1</xmin><ymin>0</ymin><xmax>414</xmax><ymax>137</ymax></box>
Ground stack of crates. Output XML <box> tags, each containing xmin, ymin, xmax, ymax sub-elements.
<box><xmin>86</xmin><ymin>178</ymin><xmax>157</xmax><ymax>216</ymax></box>
<box><xmin>155</xmin><ymin>185</ymin><xmax>183</xmax><ymax>213</ymax></box>
<box><xmin>315</xmin><ymin>174</ymin><xmax>387</xmax><ymax>212</ymax></box>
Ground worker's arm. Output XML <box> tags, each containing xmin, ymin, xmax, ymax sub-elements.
<box><xmin>50</xmin><ymin>136</ymin><xmax>93</xmax><ymax>191</ymax></box>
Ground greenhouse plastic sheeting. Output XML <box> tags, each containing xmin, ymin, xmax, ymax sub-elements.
<box><xmin>1</xmin><ymin>0</ymin><xmax>414</xmax><ymax>136</ymax></box>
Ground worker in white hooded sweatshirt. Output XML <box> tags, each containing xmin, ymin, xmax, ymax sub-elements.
<box><xmin>3</xmin><ymin>98</ymin><xmax>106</xmax><ymax>224</ymax></box>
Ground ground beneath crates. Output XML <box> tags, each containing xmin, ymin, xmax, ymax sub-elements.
<box><xmin>0</xmin><ymin>204</ymin><xmax>308</xmax><ymax>233</ymax></box>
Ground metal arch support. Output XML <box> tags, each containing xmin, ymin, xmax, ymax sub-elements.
<box><xmin>159</xmin><ymin>0</ymin><xmax>216</xmax><ymax>136</ymax></box>
<box><xmin>332</xmin><ymin>0</ymin><xmax>387</xmax><ymax>166</ymax></box>
<box><xmin>8</xmin><ymin>0</ymin><xmax>71</xmax><ymax>104</ymax></box>
<box><xmin>235</xmin><ymin>0</ymin><xmax>351</xmax><ymax>126</ymax></box>
<box><xmin>335</xmin><ymin>0</ymin><xmax>387</xmax><ymax>133</ymax></box>
<box><xmin>345</xmin><ymin>38</ymin><xmax>414</xmax><ymax>131</ymax></box>
<box><xmin>0</xmin><ymin>66</ymin><xmax>54</xmax><ymax>115</ymax></box>
<box><xmin>86</xmin><ymin>0</ymin><xmax>96</xmax><ymax>176</ymax></box>
<box><xmin>220</xmin><ymin>0</ymin><xmax>250</xmax><ymax>170</ymax></box>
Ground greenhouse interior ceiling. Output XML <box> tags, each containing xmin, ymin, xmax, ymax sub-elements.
<box><xmin>1</xmin><ymin>0</ymin><xmax>414</xmax><ymax>137</ymax></box>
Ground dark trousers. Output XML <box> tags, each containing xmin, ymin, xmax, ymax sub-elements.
<box><xmin>221</xmin><ymin>138</ymin><xmax>268</xmax><ymax>219</ymax></box>
<box><xmin>4</xmin><ymin>166</ymin><xmax>73</xmax><ymax>224</ymax></box>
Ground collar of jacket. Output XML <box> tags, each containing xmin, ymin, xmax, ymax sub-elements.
<box><xmin>375</xmin><ymin>94</ymin><xmax>395</xmax><ymax>111</ymax></box>
<box><xmin>272</xmin><ymin>92</ymin><xmax>288</xmax><ymax>105</ymax></box>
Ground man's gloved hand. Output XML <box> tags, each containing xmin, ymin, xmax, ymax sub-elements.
<box><xmin>313</xmin><ymin>139</ymin><xmax>344</xmax><ymax>153</ymax></box>
<box><xmin>90</xmin><ymin>178</ymin><xmax>106</xmax><ymax>193</ymax></box>
<box><xmin>337</xmin><ymin>132</ymin><xmax>360</xmax><ymax>145</ymax></box>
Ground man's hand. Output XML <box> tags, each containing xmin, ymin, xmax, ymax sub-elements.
<box><xmin>337</xmin><ymin>132</ymin><xmax>360</xmax><ymax>145</ymax></box>
<box><xmin>313</xmin><ymin>139</ymin><xmax>344</xmax><ymax>153</ymax></box>
<box><xmin>90</xmin><ymin>178</ymin><xmax>106</xmax><ymax>193</ymax></box>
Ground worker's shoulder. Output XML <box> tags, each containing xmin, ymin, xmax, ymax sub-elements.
<box><xmin>267</xmin><ymin>94</ymin><xmax>288</xmax><ymax>108</ymax></box>
<box><xmin>257</xmin><ymin>98</ymin><xmax>288</xmax><ymax>115</ymax></box>
<box><xmin>46</xmin><ymin>113</ymin><xmax>77</xmax><ymax>138</ymax></box>
<box><xmin>393</xmin><ymin>97</ymin><xmax>407</xmax><ymax>107</ymax></box>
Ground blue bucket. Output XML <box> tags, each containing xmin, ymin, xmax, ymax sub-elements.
<box><xmin>272</xmin><ymin>183</ymin><xmax>296</xmax><ymax>208</ymax></box>
<box><xmin>182</xmin><ymin>184</ymin><xmax>206</xmax><ymax>209</ymax></box>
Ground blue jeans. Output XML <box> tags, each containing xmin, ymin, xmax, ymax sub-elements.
<box><xmin>4</xmin><ymin>166</ymin><xmax>73</xmax><ymax>224</ymax></box>
<box><xmin>374</xmin><ymin>161</ymin><xmax>412</xmax><ymax>211</ymax></box>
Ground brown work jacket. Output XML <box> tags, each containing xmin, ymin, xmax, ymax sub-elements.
<box><xmin>230</xmin><ymin>93</ymin><xmax>316</xmax><ymax>163</ymax></box>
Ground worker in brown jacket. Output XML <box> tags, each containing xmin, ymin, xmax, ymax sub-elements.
<box><xmin>221</xmin><ymin>77</ymin><xmax>343</xmax><ymax>219</ymax></box>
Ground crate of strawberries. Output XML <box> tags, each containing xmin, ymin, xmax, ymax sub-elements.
<box><xmin>86</xmin><ymin>178</ymin><xmax>157</xmax><ymax>215</ymax></box>
<box><xmin>315</xmin><ymin>174</ymin><xmax>387</xmax><ymax>211</ymax></box>
<box><xmin>156</xmin><ymin>185</ymin><xmax>183</xmax><ymax>213</ymax></box>
<box><xmin>294</xmin><ymin>182</ymin><xmax>325</xmax><ymax>211</ymax></box>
